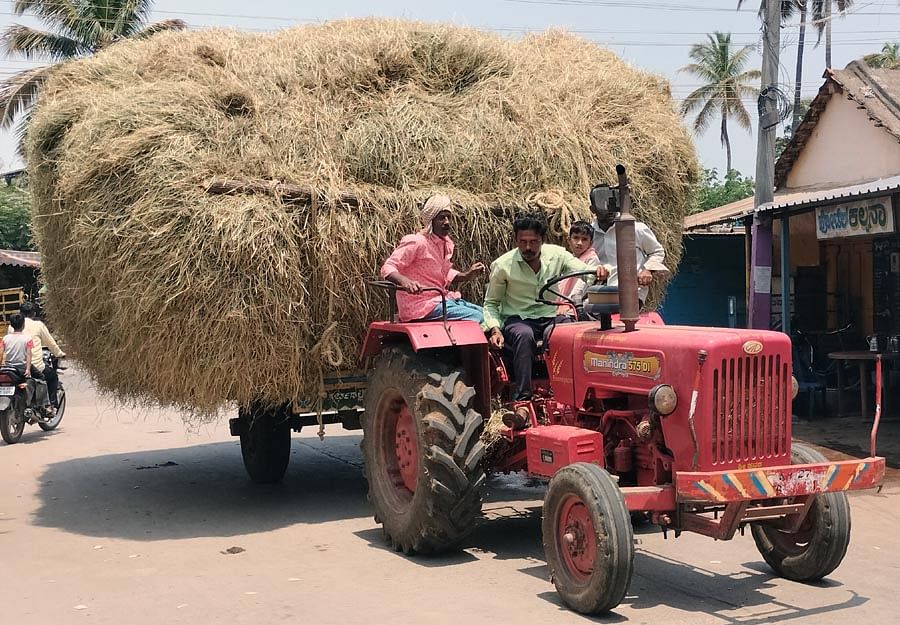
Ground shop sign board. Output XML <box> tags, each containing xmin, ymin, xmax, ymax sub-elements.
<box><xmin>816</xmin><ymin>197</ymin><xmax>895</xmax><ymax>240</ymax></box>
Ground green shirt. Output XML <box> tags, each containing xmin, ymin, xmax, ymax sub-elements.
<box><xmin>483</xmin><ymin>244</ymin><xmax>597</xmax><ymax>329</ymax></box>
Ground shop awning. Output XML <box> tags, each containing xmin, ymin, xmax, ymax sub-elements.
<box><xmin>0</xmin><ymin>249</ymin><xmax>41</xmax><ymax>268</ymax></box>
<box><xmin>758</xmin><ymin>174</ymin><xmax>900</xmax><ymax>213</ymax></box>
<box><xmin>684</xmin><ymin>174</ymin><xmax>900</xmax><ymax>233</ymax></box>
<box><xmin>684</xmin><ymin>196</ymin><xmax>754</xmax><ymax>232</ymax></box>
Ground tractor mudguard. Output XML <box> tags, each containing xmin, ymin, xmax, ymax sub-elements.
<box><xmin>361</xmin><ymin>320</ymin><xmax>492</xmax><ymax>421</ymax></box>
<box><xmin>360</xmin><ymin>320</ymin><xmax>488</xmax><ymax>358</ymax></box>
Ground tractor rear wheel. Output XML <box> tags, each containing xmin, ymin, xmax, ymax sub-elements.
<box><xmin>543</xmin><ymin>462</ymin><xmax>634</xmax><ymax>615</ymax></box>
<box><xmin>362</xmin><ymin>346</ymin><xmax>486</xmax><ymax>554</ymax></box>
<box><xmin>751</xmin><ymin>443</ymin><xmax>851</xmax><ymax>582</ymax></box>
<box><xmin>239</xmin><ymin>404</ymin><xmax>292</xmax><ymax>484</ymax></box>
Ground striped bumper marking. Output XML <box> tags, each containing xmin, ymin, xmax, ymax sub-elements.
<box><xmin>722</xmin><ymin>473</ymin><xmax>751</xmax><ymax>499</ymax></box>
<box><xmin>843</xmin><ymin>462</ymin><xmax>868</xmax><ymax>490</ymax></box>
<box><xmin>823</xmin><ymin>464</ymin><xmax>839</xmax><ymax>489</ymax></box>
<box><xmin>751</xmin><ymin>471</ymin><xmax>776</xmax><ymax>497</ymax></box>
<box><xmin>695</xmin><ymin>480</ymin><xmax>727</xmax><ymax>502</ymax></box>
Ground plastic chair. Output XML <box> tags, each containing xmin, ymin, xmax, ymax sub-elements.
<box><xmin>792</xmin><ymin>342</ymin><xmax>827</xmax><ymax>419</ymax></box>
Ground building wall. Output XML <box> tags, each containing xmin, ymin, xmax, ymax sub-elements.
<box><xmin>786</xmin><ymin>92</ymin><xmax>900</xmax><ymax>189</ymax></box>
<box><xmin>772</xmin><ymin>211</ymin><xmax>821</xmax><ymax>272</ymax></box>
<box><xmin>661</xmin><ymin>235</ymin><xmax>746</xmax><ymax>327</ymax></box>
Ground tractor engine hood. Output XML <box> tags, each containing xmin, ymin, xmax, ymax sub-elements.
<box><xmin>546</xmin><ymin>322</ymin><xmax>794</xmax><ymax>472</ymax></box>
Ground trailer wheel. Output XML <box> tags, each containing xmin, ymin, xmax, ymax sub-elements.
<box><xmin>543</xmin><ymin>462</ymin><xmax>634</xmax><ymax>615</ymax></box>
<box><xmin>239</xmin><ymin>405</ymin><xmax>291</xmax><ymax>484</ymax></box>
<box><xmin>362</xmin><ymin>346</ymin><xmax>486</xmax><ymax>555</ymax></box>
<box><xmin>751</xmin><ymin>443</ymin><xmax>851</xmax><ymax>582</ymax></box>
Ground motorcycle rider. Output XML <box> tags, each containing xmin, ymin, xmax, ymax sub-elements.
<box><xmin>0</xmin><ymin>314</ymin><xmax>33</xmax><ymax>379</ymax></box>
<box><xmin>11</xmin><ymin>302</ymin><xmax>65</xmax><ymax>410</ymax></box>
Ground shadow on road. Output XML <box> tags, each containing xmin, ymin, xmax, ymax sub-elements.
<box><xmin>3</xmin><ymin>428</ymin><xmax>62</xmax><ymax>446</ymax></box>
<box><xmin>530</xmin><ymin>551</ymin><xmax>867</xmax><ymax>624</ymax></box>
<box><xmin>33</xmin><ymin>434</ymin><xmax>371</xmax><ymax>540</ymax></box>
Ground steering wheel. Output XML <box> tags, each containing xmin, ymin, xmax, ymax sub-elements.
<box><xmin>536</xmin><ymin>270</ymin><xmax>600</xmax><ymax>309</ymax></box>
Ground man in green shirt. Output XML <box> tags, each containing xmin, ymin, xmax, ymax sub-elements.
<box><xmin>483</xmin><ymin>212</ymin><xmax>610</xmax><ymax>400</ymax></box>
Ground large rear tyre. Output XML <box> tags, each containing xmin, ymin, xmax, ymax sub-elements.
<box><xmin>0</xmin><ymin>408</ymin><xmax>24</xmax><ymax>444</ymax></box>
<box><xmin>543</xmin><ymin>463</ymin><xmax>634</xmax><ymax>615</ymax></box>
<box><xmin>239</xmin><ymin>405</ymin><xmax>291</xmax><ymax>484</ymax></box>
<box><xmin>362</xmin><ymin>346</ymin><xmax>486</xmax><ymax>555</ymax></box>
<box><xmin>751</xmin><ymin>443</ymin><xmax>851</xmax><ymax>582</ymax></box>
<box><xmin>39</xmin><ymin>388</ymin><xmax>65</xmax><ymax>432</ymax></box>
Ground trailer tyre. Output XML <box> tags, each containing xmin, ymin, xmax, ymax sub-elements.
<box><xmin>751</xmin><ymin>443</ymin><xmax>851</xmax><ymax>582</ymax></box>
<box><xmin>543</xmin><ymin>462</ymin><xmax>634</xmax><ymax>615</ymax></box>
<box><xmin>239</xmin><ymin>405</ymin><xmax>291</xmax><ymax>484</ymax></box>
<box><xmin>362</xmin><ymin>346</ymin><xmax>486</xmax><ymax>555</ymax></box>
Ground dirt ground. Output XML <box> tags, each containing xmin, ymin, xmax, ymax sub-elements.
<box><xmin>2</xmin><ymin>364</ymin><xmax>898</xmax><ymax>625</ymax></box>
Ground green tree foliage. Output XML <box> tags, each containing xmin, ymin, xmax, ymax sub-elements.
<box><xmin>864</xmin><ymin>42</ymin><xmax>900</xmax><ymax>69</ymax></box>
<box><xmin>0</xmin><ymin>185</ymin><xmax>33</xmax><ymax>250</ymax></box>
<box><xmin>692</xmin><ymin>168</ymin><xmax>755</xmax><ymax>214</ymax></box>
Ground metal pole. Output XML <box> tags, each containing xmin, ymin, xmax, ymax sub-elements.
<box><xmin>615</xmin><ymin>164</ymin><xmax>640</xmax><ymax>332</ymax></box>
<box><xmin>748</xmin><ymin>0</ymin><xmax>781</xmax><ymax>329</ymax></box>
<box><xmin>781</xmin><ymin>211</ymin><xmax>791</xmax><ymax>336</ymax></box>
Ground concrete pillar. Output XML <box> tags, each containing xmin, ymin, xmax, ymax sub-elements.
<box><xmin>748</xmin><ymin>212</ymin><xmax>773</xmax><ymax>329</ymax></box>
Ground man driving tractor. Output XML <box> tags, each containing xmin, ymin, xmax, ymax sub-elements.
<box><xmin>482</xmin><ymin>212</ymin><xmax>609</xmax><ymax>401</ymax></box>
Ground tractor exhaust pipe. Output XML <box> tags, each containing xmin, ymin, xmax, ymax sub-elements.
<box><xmin>615</xmin><ymin>165</ymin><xmax>640</xmax><ymax>332</ymax></box>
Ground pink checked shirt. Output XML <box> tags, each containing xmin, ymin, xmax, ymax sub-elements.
<box><xmin>380</xmin><ymin>233</ymin><xmax>462</xmax><ymax>322</ymax></box>
<box><xmin>556</xmin><ymin>247</ymin><xmax>601</xmax><ymax>315</ymax></box>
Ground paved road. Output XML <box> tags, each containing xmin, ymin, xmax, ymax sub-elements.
<box><xmin>2</xmin><ymin>366</ymin><xmax>898</xmax><ymax>625</ymax></box>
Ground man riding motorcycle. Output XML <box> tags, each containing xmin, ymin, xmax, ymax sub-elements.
<box><xmin>12</xmin><ymin>301</ymin><xmax>66</xmax><ymax>410</ymax></box>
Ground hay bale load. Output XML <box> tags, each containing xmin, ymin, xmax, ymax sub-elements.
<box><xmin>27</xmin><ymin>19</ymin><xmax>698</xmax><ymax>414</ymax></box>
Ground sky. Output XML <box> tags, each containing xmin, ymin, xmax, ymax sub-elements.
<box><xmin>2</xmin><ymin>0</ymin><xmax>900</xmax><ymax>177</ymax></box>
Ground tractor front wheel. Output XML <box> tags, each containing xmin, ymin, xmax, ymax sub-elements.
<box><xmin>239</xmin><ymin>404</ymin><xmax>292</xmax><ymax>484</ymax></box>
<box><xmin>751</xmin><ymin>443</ymin><xmax>851</xmax><ymax>582</ymax></box>
<box><xmin>362</xmin><ymin>346</ymin><xmax>486</xmax><ymax>554</ymax></box>
<box><xmin>543</xmin><ymin>462</ymin><xmax>634</xmax><ymax>615</ymax></box>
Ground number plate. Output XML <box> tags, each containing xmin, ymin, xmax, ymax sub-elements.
<box><xmin>0</xmin><ymin>386</ymin><xmax>15</xmax><ymax>396</ymax></box>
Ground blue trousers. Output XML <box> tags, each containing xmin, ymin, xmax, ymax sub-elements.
<box><xmin>422</xmin><ymin>299</ymin><xmax>484</xmax><ymax>323</ymax></box>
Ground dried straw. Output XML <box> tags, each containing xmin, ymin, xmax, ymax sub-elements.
<box><xmin>27</xmin><ymin>19</ymin><xmax>698</xmax><ymax>415</ymax></box>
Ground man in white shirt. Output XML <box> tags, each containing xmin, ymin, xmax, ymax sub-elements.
<box><xmin>589</xmin><ymin>185</ymin><xmax>669</xmax><ymax>307</ymax></box>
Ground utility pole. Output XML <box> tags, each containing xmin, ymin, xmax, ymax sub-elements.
<box><xmin>748</xmin><ymin>0</ymin><xmax>781</xmax><ymax>330</ymax></box>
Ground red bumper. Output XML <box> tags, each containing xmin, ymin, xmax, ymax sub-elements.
<box><xmin>675</xmin><ymin>457</ymin><xmax>885</xmax><ymax>503</ymax></box>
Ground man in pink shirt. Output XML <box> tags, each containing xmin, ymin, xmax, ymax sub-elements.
<box><xmin>380</xmin><ymin>194</ymin><xmax>485</xmax><ymax>322</ymax></box>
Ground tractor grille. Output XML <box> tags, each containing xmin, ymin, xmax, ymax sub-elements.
<box><xmin>711</xmin><ymin>355</ymin><xmax>790</xmax><ymax>465</ymax></box>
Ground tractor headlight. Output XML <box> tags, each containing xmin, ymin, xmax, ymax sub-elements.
<box><xmin>649</xmin><ymin>384</ymin><xmax>677</xmax><ymax>415</ymax></box>
<box><xmin>791</xmin><ymin>375</ymin><xmax>799</xmax><ymax>400</ymax></box>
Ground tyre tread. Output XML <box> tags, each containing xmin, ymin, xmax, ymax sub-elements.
<box><xmin>362</xmin><ymin>346</ymin><xmax>485</xmax><ymax>554</ymax></box>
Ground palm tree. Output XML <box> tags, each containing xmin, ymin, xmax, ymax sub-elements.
<box><xmin>680</xmin><ymin>32</ymin><xmax>762</xmax><ymax>174</ymax></box>
<box><xmin>788</xmin><ymin>1</ymin><xmax>807</xmax><ymax>133</ymax></box>
<box><xmin>864</xmin><ymin>42</ymin><xmax>900</xmax><ymax>69</ymax></box>
<box><xmin>811</xmin><ymin>1</ymin><xmax>854</xmax><ymax>69</ymax></box>
<box><xmin>0</xmin><ymin>1</ymin><xmax>186</xmax><ymax>134</ymax></box>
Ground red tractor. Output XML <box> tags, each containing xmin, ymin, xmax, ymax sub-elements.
<box><xmin>232</xmin><ymin>166</ymin><xmax>886</xmax><ymax>615</ymax></box>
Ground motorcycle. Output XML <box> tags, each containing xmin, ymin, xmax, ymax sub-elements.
<box><xmin>0</xmin><ymin>349</ymin><xmax>67</xmax><ymax>444</ymax></box>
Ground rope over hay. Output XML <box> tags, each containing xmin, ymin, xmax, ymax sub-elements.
<box><xmin>26</xmin><ymin>19</ymin><xmax>699</xmax><ymax>417</ymax></box>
